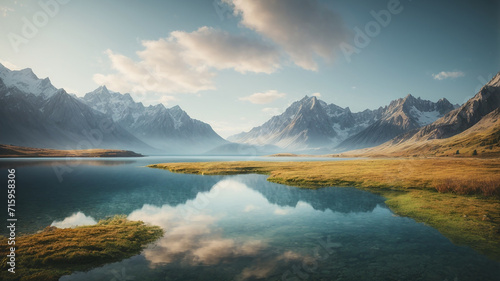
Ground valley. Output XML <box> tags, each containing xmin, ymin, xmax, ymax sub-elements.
<box><xmin>1</xmin><ymin>1</ymin><xmax>498</xmax><ymax>280</ymax></box>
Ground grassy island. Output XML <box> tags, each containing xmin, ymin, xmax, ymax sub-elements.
<box><xmin>149</xmin><ymin>158</ymin><xmax>500</xmax><ymax>261</ymax></box>
<box><xmin>0</xmin><ymin>216</ymin><xmax>163</xmax><ymax>281</ymax></box>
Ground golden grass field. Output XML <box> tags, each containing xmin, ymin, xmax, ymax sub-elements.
<box><xmin>0</xmin><ymin>216</ymin><xmax>163</xmax><ymax>281</ymax></box>
<box><xmin>150</xmin><ymin>158</ymin><xmax>500</xmax><ymax>261</ymax></box>
<box><xmin>340</xmin><ymin>109</ymin><xmax>500</xmax><ymax>158</ymax></box>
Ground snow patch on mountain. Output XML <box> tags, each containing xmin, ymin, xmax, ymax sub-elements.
<box><xmin>0</xmin><ymin>64</ymin><xmax>58</xmax><ymax>99</ymax></box>
<box><xmin>410</xmin><ymin>106</ymin><xmax>441</xmax><ymax>126</ymax></box>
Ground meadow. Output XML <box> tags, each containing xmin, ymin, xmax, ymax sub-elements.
<box><xmin>150</xmin><ymin>158</ymin><xmax>500</xmax><ymax>260</ymax></box>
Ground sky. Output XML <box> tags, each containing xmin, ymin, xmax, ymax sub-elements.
<box><xmin>0</xmin><ymin>0</ymin><xmax>499</xmax><ymax>137</ymax></box>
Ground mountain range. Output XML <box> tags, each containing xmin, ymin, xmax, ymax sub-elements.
<box><xmin>336</xmin><ymin>94</ymin><xmax>456</xmax><ymax>151</ymax></box>
<box><xmin>229</xmin><ymin>96</ymin><xmax>383</xmax><ymax>152</ymax></box>
<box><xmin>0</xmin><ymin>64</ymin><xmax>225</xmax><ymax>154</ymax></box>
<box><xmin>230</xmin><ymin>94</ymin><xmax>457</xmax><ymax>152</ymax></box>
<box><xmin>82</xmin><ymin>86</ymin><xmax>227</xmax><ymax>154</ymax></box>
<box><xmin>345</xmin><ymin>72</ymin><xmax>500</xmax><ymax>157</ymax></box>
<box><xmin>1</xmin><ymin>62</ymin><xmax>498</xmax><ymax>156</ymax></box>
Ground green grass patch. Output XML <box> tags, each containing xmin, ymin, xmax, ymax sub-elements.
<box><xmin>0</xmin><ymin>215</ymin><xmax>163</xmax><ymax>281</ymax></box>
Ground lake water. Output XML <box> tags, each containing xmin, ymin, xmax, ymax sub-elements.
<box><xmin>1</xmin><ymin>156</ymin><xmax>499</xmax><ymax>281</ymax></box>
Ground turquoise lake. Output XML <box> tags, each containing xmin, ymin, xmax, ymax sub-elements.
<box><xmin>1</xmin><ymin>156</ymin><xmax>499</xmax><ymax>281</ymax></box>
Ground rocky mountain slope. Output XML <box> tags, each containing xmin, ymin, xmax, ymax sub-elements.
<box><xmin>230</xmin><ymin>94</ymin><xmax>453</xmax><ymax>152</ymax></box>
<box><xmin>393</xmin><ymin>72</ymin><xmax>500</xmax><ymax>143</ymax></box>
<box><xmin>336</xmin><ymin>94</ymin><xmax>455</xmax><ymax>150</ymax></box>
<box><xmin>0</xmin><ymin>63</ymin><xmax>226</xmax><ymax>154</ymax></box>
<box><xmin>0</xmin><ymin>64</ymin><xmax>149</xmax><ymax>151</ymax></box>
<box><xmin>342</xmin><ymin>72</ymin><xmax>500</xmax><ymax>157</ymax></box>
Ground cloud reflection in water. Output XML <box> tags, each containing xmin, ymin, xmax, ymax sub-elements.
<box><xmin>51</xmin><ymin>211</ymin><xmax>97</xmax><ymax>228</ymax></box>
<box><xmin>126</xmin><ymin>178</ymin><xmax>313</xmax><ymax>279</ymax></box>
<box><xmin>127</xmin><ymin>179</ymin><xmax>268</xmax><ymax>267</ymax></box>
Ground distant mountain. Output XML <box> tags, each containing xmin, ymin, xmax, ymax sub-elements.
<box><xmin>392</xmin><ymin>72</ymin><xmax>500</xmax><ymax>143</ymax></box>
<box><xmin>342</xmin><ymin>72</ymin><xmax>500</xmax><ymax>157</ymax></box>
<box><xmin>82</xmin><ymin>86</ymin><xmax>227</xmax><ymax>154</ymax></box>
<box><xmin>0</xmin><ymin>64</ymin><xmax>150</xmax><ymax>151</ymax></box>
<box><xmin>336</xmin><ymin>94</ymin><xmax>455</xmax><ymax>150</ymax></box>
<box><xmin>229</xmin><ymin>96</ymin><xmax>383</xmax><ymax>151</ymax></box>
<box><xmin>0</xmin><ymin>63</ymin><xmax>226</xmax><ymax>154</ymax></box>
<box><xmin>347</xmin><ymin>108</ymin><xmax>500</xmax><ymax>157</ymax></box>
<box><xmin>204</xmin><ymin>143</ymin><xmax>283</xmax><ymax>156</ymax></box>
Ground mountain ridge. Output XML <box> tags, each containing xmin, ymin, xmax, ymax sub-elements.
<box><xmin>0</xmin><ymin>69</ymin><xmax>150</xmax><ymax>151</ymax></box>
<box><xmin>0</xmin><ymin>64</ymin><xmax>225</xmax><ymax>154</ymax></box>
<box><xmin>230</xmin><ymin>94</ymin><xmax>454</xmax><ymax>152</ymax></box>
<box><xmin>336</xmin><ymin>94</ymin><xmax>455</xmax><ymax>151</ymax></box>
<box><xmin>83</xmin><ymin>86</ymin><xmax>227</xmax><ymax>154</ymax></box>
<box><xmin>390</xmin><ymin>72</ymin><xmax>500</xmax><ymax>145</ymax></box>
<box><xmin>340</xmin><ymin>71</ymin><xmax>500</xmax><ymax>157</ymax></box>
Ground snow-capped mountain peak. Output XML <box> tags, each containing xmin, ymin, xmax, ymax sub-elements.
<box><xmin>230</xmin><ymin>95</ymin><xmax>382</xmax><ymax>151</ymax></box>
<box><xmin>0</xmin><ymin>64</ymin><xmax>58</xmax><ymax>99</ymax></box>
<box><xmin>82</xmin><ymin>85</ymin><xmax>227</xmax><ymax>153</ymax></box>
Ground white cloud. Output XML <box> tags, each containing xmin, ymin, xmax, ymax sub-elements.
<box><xmin>240</xmin><ymin>90</ymin><xmax>286</xmax><ymax>104</ymax></box>
<box><xmin>172</xmin><ymin>26</ymin><xmax>281</xmax><ymax>74</ymax></box>
<box><xmin>312</xmin><ymin>92</ymin><xmax>321</xmax><ymax>97</ymax></box>
<box><xmin>432</xmin><ymin>71</ymin><xmax>465</xmax><ymax>80</ymax></box>
<box><xmin>94</xmin><ymin>27</ymin><xmax>281</xmax><ymax>95</ymax></box>
<box><xmin>225</xmin><ymin>0</ymin><xmax>349</xmax><ymax>70</ymax></box>
<box><xmin>94</xmin><ymin>45</ymin><xmax>215</xmax><ymax>94</ymax></box>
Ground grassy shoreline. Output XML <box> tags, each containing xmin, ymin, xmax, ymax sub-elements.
<box><xmin>0</xmin><ymin>144</ymin><xmax>143</xmax><ymax>158</ymax></box>
<box><xmin>149</xmin><ymin>158</ymin><xmax>500</xmax><ymax>261</ymax></box>
<box><xmin>0</xmin><ymin>216</ymin><xmax>163</xmax><ymax>281</ymax></box>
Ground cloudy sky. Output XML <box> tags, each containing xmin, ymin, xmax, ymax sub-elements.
<box><xmin>0</xmin><ymin>0</ymin><xmax>498</xmax><ymax>137</ymax></box>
